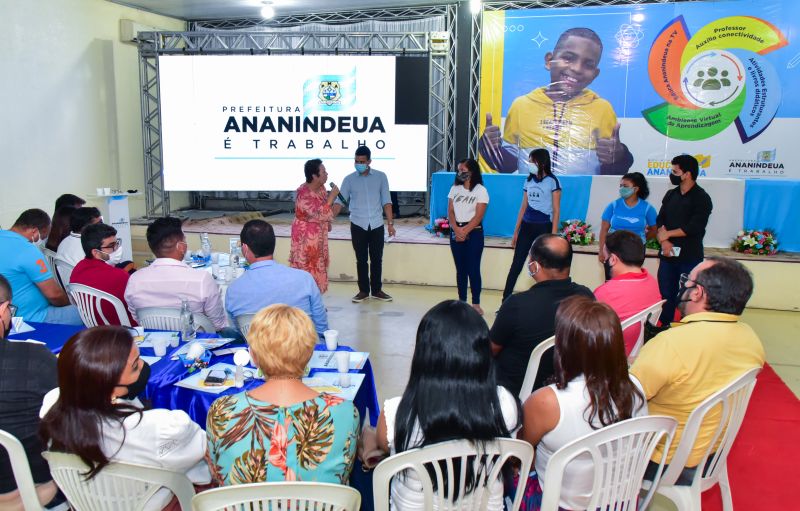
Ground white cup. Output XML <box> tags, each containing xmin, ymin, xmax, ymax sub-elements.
<box><xmin>96</xmin><ymin>187</ymin><xmax>104</xmax><ymax>196</ymax></box>
<box><xmin>134</xmin><ymin>326</ymin><xmax>145</xmax><ymax>337</ymax></box>
<box><xmin>103</xmin><ymin>187</ymin><xmax>112</xmax><ymax>196</ymax></box>
<box><xmin>152</xmin><ymin>339</ymin><xmax>168</xmax><ymax>357</ymax></box>
<box><xmin>169</xmin><ymin>334</ymin><xmax>180</xmax><ymax>348</ymax></box>
<box><xmin>324</xmin><ymin>330</ymin><xmax>339</xmax><ymax>350</ymax></box>
<box><xmin>338</xmin><ymin>373</ymin><xmax>351</xmax><ymax>388</ymax></box>
<box><xmin>335</xmin><ymin>351</ymin><xmax>351</xmax><ymax>373</ymax></box>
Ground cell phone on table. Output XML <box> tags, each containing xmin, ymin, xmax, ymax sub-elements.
<box><xmin>204</xmin><ymin>370</ymin><xmax>227</xmax><ymax>386</ymax></box>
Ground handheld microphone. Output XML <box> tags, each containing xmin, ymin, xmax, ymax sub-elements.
<box><xmin>330</xmin><ymin>182</ymin><xmax>348</xmax><ymax>207</ymax></box>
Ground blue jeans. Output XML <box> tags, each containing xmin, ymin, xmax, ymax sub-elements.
<box><xmin>44</xmin><ymin>305</ymin><xmax>83</xmax><ymax>326</ymax></box>
<box><xmin>657</xmin><ymin>257</ymin><xmax>703</xmax><ymax>325</ymax></box>
<box><xmin>450</xmin><ymin>228</ymin><xmax>484</xmax><ymax>304</ymax></box>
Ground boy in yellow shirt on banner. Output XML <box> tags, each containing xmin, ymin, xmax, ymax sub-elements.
<box><xmin>480</xmin><ymin>27</ymin><xmax>633</xmax><ymax>175</ymax></box>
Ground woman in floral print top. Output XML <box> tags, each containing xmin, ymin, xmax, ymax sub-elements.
<box><xmin>206</xmin><ymin>305</ymin><xmax>359</xmax><ymax>485</ymax></box>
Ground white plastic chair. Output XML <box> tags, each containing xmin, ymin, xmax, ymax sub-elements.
<box><xmin>539</xmin><ymin>415</ymin><xmax>677</xmax><ymax>511</ymax></box>
<box><xmin>41</xmin><ymin>247</ymin><xmax>66</xmax><ymax>292</ymax></box>
<box><xmin>620</xmin><ymin>299</ymin><xmax>666</xmax><ymax>363</ymax></box>
<box><xmin>235</xmin><ymin>313</ymin><xmax>255</xmax><ymax>337</ymax></box>
<box><xmin>136</xmin><ymin>307</ymin><xmax>216</xmax><ymax>333</ymax></box>
<box><xmin>373</xmin><ymin>438</ymin><xmax>534</xmax><ymax>511</ymax></box>
<box><xmin>42</xmin><ymin>451</ymin><xmax>195</xmax><ymax>511</ymax></box>
<box><xmin>68</xmin><ymin>283</ymin><xmax>132</xmax><ymax>327</ymax></box>
<box><xmin>647</xmin><ymin>367</ymin><xmax>761</xmax><ymax>511</ymax></box>
<box><xmin>192</xmin><ymin>482</ymin><xmax>361</xmax><ymax>511</ymax></box>
<box><xmin>53</xmin><ymin>259</ymin><xmax>75</xmax><ymax>290</ymax></box>
<box><xmin>0</xmin><ymin>428</ymin><xmax>46</xmax><ymax>511</ymax></box>
<box><xmin>518</xmin><ymin>335</ymin><xmax>555</xmax><ymax>402</ymax></box>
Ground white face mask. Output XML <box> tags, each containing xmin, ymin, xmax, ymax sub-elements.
<box><xmin>106</xmin><ymin>246</ymin><xmax>124</xmax><ymax>266</ymax></box>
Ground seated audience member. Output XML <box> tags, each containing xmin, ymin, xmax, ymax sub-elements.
<box><xmin>55</xmin><ymin>206</ymin><xmax>102</xmax><ymax>283</ymax></box>
<box><xmin>125</xmin><ymin>217</ymin><xmax>226</xmax><ymax>331</ymax></box>
<box><xmin>518</xmin><ymin>296</ymin><xmax>647</xmax><ymax>510</ymax></box>
<box><xmin>490</xmin><ymin>234</ymin><xmax>593</xmax><ymax>396</ymax></box>
<box><xmin>0</xmin><ymin>209</ymin><xmax>82</xmax><ymax>325</ymax></box>
<box><xmin>364</xmin><ymin>300</ymin><xmax>519</xmax><ymax>510</ymax></box>
<box><xmin>226</xmin><ymin>220</ymin><xmax>328</xmax><ymax>335</ymax></box>
<box><xmin>631</xmin><ymin>257</ymin><xmax>765</xmax><ymax>483</ymax></box>
<box><xmin>0</xmin><ymin>276</ymin><xmax>62</xmax><ymax>510</ymax></box>
<box><xmin>593</xmin><ymin>230</ymin><xmax>661</xmax><ymax>356</ymax></box>
<box><xmin>206</xmin><ymin>305</ymin><xmax>359</xmax><ymax>485</ymax></box>
<box><xmin>40</xmin><ymin>326</ymin><xmax>209</xmax><ymax>510</ymax></box>
<box><xmin>43</xmin><ymin>206</ymin><xmax>75</xmax><ymax>253</ymax></box>
<box><xmin>69</xmin><ymin>223</ymin><xmax>136</xmax><ymax>326</ymax></box>
<box><xmin>53</xmin><ymin>194</ymin><xmax>85</xmax><ymax>211</ymax></box>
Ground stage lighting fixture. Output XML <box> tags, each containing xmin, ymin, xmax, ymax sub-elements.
<box><xmin>470</xmin><ymin>0</ymin><xmax>482</xmax><ymax>15</ymax></box>
<box><xmin>260</xmin><ymin>2</ymin><xmax>275</xmax><ymax>19</ymax></box>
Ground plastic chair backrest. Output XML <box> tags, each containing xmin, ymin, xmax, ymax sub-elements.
<box><xmin>518</xmin><ymin>335</ymin><xmax>556</xmax><ymax>402</ymax></box>
<box><xmin>0</xmin><ymin>429</ymin><xmax>44</xmax><ymax>511</ymax></box>
<box><xmin>372</xmin><ymin>438</ymin><xmax>534</xmax><ymax>511</ymax></box>
<box><xmin>135</xmin><ymin>307</ymin><xmax>216</xmax><ymax>333</ymax></box>
<box><xmin>620</xmin><ymin>299</ymin><xmax>666</xmax><ymax>363</ymax></box>
<box><xmin>41</xmin><ymin>248</ymin><xmax>66</xmax><ymax>292</ymax></box>
<box><xmin>42</xmin><ymin>451</ymin><xmax>195</xmax><ymax>511</ymax></box>
<box><xmin>68</xmin><ymin>283</ymin><xmax>132</xmax><ymax>327</ymax></box>
<box><xmin>192</xmin><ymin>482</ymin><xmax>361</xmax><ymax>511</ymax></box>
<box><xmin>659</xmin><ymin>367</ymin><xmax>760</xmax><ymax>490</ymax></box>
<box><xmin>53</xmin><ymin>259</ymin><xmax>75</xmax><ymax>289</ymax></box>
<box><xmin>540</xmin><ymin>415</ymin><xmax>678</xmax><ymax>511</ymax></box>
<box><xmin>235</xmin><ymin>314</ymin><xmax>255</xmax><ymax>337</ymax></box>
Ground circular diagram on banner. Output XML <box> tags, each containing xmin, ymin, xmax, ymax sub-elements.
<box><xmin>680</xmin><ymin>50</ymin><xmax>745</xmax><ymax>109</ymax></box>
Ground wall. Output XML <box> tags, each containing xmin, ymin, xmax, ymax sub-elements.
<box><xmin>0</xmin><ymin>0</ymin><xmax>187</xmax><ymax>228</ymax></box>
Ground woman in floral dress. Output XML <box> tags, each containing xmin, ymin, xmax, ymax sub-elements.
<box><xmin>289</xmin><ymin>159</ymin><xmax>339</xmax><ymax>293</ymax></box>
<box><xmin>206</xmin><ymin>305</ymin><xmax>359</xmax><ymax>485</ymax></box>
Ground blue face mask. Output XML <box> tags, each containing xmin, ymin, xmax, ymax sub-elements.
<box><xmin>619</xmin><ymin>186</ymin><xmax>636</xmax><ymax>199</ymax></box>
<box><xmin>355</xmin><ymin>163</ymin><xmax>368</xmax><ymax>174</ymax></box>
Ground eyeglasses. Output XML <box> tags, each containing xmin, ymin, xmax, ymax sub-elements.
<box><xmin>678</xmin><ymin>273</ymin><xmax>692</xmax><ymax>287</ymax></box>
<box><xmin>3</xmin><ymin>302</ymin><xmax>17</xmax><ymax>317</ymax></box>
<box><xmin>100</xmin><ymin>239</ymin><xmax>122</xmax><ymax>251</ymax></box>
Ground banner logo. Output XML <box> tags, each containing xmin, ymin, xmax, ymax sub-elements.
<box><xmin>304</xmin><ymin>68</ymin><xmax>356</xmax><ymax>113</ymax></box>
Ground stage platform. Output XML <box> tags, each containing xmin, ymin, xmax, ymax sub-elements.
<box><xmin>130</xmin><ymin>211</ymin><xmax>800</xmax><ymax>312</ymax></box>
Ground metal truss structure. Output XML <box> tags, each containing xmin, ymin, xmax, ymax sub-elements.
<box><xmin>138</xmin><ymin>5</ymin><xmax>457</xmax><ymax>218</ymax></box>
<box><xmin>467</xmin><ymin>0</ymin><xmax>706</xmax><ymax>158</ymax></box>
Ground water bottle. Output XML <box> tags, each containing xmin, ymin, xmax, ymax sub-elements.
<box><xmin>199</xmin><ymin>233</ymin><xmax>212</xmax><ymax>264</ymax></box>
<box><xmin>230</xmin><ymin>241</ymin><xmax>241</xmax><ymax>269</ymax></box>
<box><xmin>235</xmin><ymin>365</ymin><xmax>244</xmax><ymax>388</ymax></box>
<box><xmin>179</xmin><ymin>297</ymin><xmax>195</xmax><ymax>341</ymax></box>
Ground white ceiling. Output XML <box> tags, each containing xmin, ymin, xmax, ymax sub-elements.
<box><xmin>109</xmin><ymin>0</ymin><xmax>458</xmax><ymax>21</ymax></box>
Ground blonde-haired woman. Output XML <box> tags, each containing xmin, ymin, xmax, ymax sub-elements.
<box><xmin>206</xmin><ymin>305</ymin><xmax>360</xmax><ymax>485</ymax></box>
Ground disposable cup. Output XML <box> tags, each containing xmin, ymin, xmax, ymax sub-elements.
<box><xmin>134</xmin><ymin>326</ymin><xmax>145</xmax><ymax>337</ymax></box>
<box><xmin>335</xmin><ymin>351</ymin><xmax>350</xmax><ymax>373</ymax></box>
<box><xmin>338</xmin><ymin>373</ymin><xmax>351</xmax><ymax>388</ymax></box>
<box><xmin>324</xmin><ymin>330</ymin><xmax>338</xmax><ymax>350</ymax></box>
<box><xmin>153</xmin><ymin>340</ymin><xmax>168</xmax><ymax>357</ymax></box>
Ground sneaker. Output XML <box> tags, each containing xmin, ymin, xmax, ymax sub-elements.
<box><xmin>352</xmin><ymin>292</ymin><xmax>370</xmax><ymax>303</ymax></box>
<box><xmin>471</xmin><ymin>304</ymin><xmax>484</xmax><ymax>316</ymax></box>
<box><xmin>371</xmin><ymin>290</ymin><xmax>393</xmax><ymax>302</ymax></box>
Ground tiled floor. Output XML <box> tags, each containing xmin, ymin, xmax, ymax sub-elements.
<box><xmin>322</xmin><ymin>281</ymin><xmax>800</xmax><ymax>404</ymax></box>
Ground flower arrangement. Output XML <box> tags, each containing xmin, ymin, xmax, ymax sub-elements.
<box><xmin>560</xmin><ymin>219</ymin><xmax>595</xmax><ymax>246</ymax></box>
<box><xmin>645</xmin><ymin>238</ymin><xmax>661</xmax><ymax>251</ymax></box>
<box><xmin>732</xmin><ymin>229</ymin><xmax>778</xmax><ymax>256</ymax></box>
<box><xmin>429</xmin><ymin>217</ymin><xmax>451</xmax><ymax>238</ymax></box>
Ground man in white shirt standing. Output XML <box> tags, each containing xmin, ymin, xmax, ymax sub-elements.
<box><xmin>333</xmin><ymin>145</ymin><xmax>396</xmax><ymax>303</ymax></box>
<box><xmin>55</xmin><ymin>206</ymin><xmax>102</xmax><ymax>283</ymax></box>
<box><xmin>124</xmin><ymin>217</ymin><xmax>227</xmax><ymax>332</ymax></box>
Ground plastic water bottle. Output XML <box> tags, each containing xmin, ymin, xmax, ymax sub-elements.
<box><xmin>179</xmin><ymin>297</ymin><xmax>195</xmax><ymax>341</ymax></box>
<box><xmin>199</xmin><ymin>233</ymin><xmax>212</xmax><ymax>264</ymax></box>
<box><xmin>235</xmin><ymin>366</ymin><xmax>244</xmax><ymax>388</ymax></box>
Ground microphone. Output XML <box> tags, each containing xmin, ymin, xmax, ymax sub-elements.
<box><xmin>330</xmin><ymin>182</ymin><xmax>348</xmax><ymax>207</ymax></box>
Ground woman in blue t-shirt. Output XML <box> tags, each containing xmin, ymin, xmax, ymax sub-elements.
<box><xmin>502</xmin><ymin>149</ymin><xmax>561</xmax><ymax>301</ymax></box>
<box><xmin>598</xmin><ymin>172</ymin><xmax>657</xmax><ymax>278</ymax></box>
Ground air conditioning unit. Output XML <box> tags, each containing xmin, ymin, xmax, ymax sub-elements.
<box><xmin>120</xmin><ymin>19</ymin><xmax>162</xmax><ymax>43</ymax></box>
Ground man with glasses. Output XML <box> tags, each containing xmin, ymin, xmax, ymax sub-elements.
<box><xmin>655</xmin><ymin>154</ymin><xmax>713</xmax><ymax>325</ymax></box>
<box><xmin>69</xmin><ymin>223</ymin><xmax>136</xmax><ymax>326</ymax></box>
<box><xmin>0</xmin><ymin>209</ymin><xmax>82</xmax><ymax>325</ymax></box>
<box><xmin>631</xmin><ymin>257</ymin><xmax>764</xmax><ymax>483</ymax></box>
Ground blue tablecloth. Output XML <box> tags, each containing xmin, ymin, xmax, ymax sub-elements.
<box><xmin>8</xmin><ymin>321</ymin><xmax>84</xmax><ymax>353</ymax></box>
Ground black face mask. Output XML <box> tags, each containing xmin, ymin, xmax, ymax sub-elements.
<box><xmin>669</xmin><ymin>173</ymin><xmax>682</xmax><ymax>186</ymax></box>
<box><xmin>455</xmin><ymin>172</ymin><xmax>469</xmax><ymax>184</ymax></box>
<box><xmin>119</xmin><ymin>362</ymin><xmax>151</xmax><ymax>400</ymax></box>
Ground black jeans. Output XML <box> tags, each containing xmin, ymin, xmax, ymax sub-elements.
<box><xmin>351</xmin><ymin>223</ymin><xmax>385</xmax><ymax>295</ymax></box>
<box><xmin>657</xmin><ymin>257</ymin><xmax>703</xmax><ymax>324</ymax></box>
<box><xmin>450</xmin><ymin>228</ymin><xmax>485</xmax><ymax>304</ymax></box>
<box><xmin>502</xmin><ymin>221</ymin><xmax>551</xmax><ymax>301</ymax></box>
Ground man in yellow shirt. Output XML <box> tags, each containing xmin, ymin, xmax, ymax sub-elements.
<box><xmin>630</xmin><ymin>256</ymin><xmax>764</xmax><ymax>482</ymax></box>
<box><xmin>480</xmin><ymin>27</ymin><xmax>633</xmax><ymax>175</ymax></box>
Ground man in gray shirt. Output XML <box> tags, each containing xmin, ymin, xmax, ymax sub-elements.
<box><xmin>333</xmin><ymin>145</ymin><xmax>396</xmax><ymax>302</ymax></box>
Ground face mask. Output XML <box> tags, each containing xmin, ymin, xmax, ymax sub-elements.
<box><xmin>355</xmin><ymin>163</ymin><xmax>368</xmax><ymax>174</ymax></box>
<box><xmin>456</xmin><ymin>172</ymin><xmax>469</xmax><ymax>184</ymax></box>
<box><xmin>527</xmin><ymin>261</ymin><xmax>540</xmax><ymax>277</ymax></box>
<box><xmin>118</xmin><ymin>362</ymin><xmax>151</xmax><ymax>400</ymax></box>
<box><xmin>107</xmin><ymin>246</ymin><xmax>124</xmax><ymax>266</ymax></box>
<box><xmin>619</xmin><ymin>186</ymin><xmax>635</xmax><ymax>199</ymax></box>
<box><xmin>518</xmin><ymin>160</ymin><xmax>536</xmax><ymax>175</ymax></box>
<box><xmin>669</xmin><ymin>173</ymin><xmax>683</xmax><ymax>186</ymax></box>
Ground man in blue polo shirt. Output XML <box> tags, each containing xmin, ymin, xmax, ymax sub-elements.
<box><xmin>0</xmin><ymin>209</ymin><xmax>82</xmax><ymax>325</ymax></box>
<box><xmin>225</xmin><ymin>219</ymin><xmax>328</xmax><ymax>335</ymax></box>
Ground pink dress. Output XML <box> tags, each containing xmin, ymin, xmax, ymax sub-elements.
<box><xmin>290</xmin><ymin>183</ymin><xmax>333</xmax><ymax>293</ymax></box>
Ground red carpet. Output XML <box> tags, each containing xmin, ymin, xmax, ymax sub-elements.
<box><xmin>701</xmin><ymin>364</ymin><xmax>800</xmax><ymax>509</ymax></box>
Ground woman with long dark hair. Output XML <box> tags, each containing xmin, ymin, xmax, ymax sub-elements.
<box><xmin>447</xmin><ymin>158</ymin><xmax>489</xmax><ymax>315</ymax></box>
<box><xmin>517</xmin><ymin>296</ymin><xmax>647</xmax><ymax>510</ymax></box>
<box><xmin>368</xmin><ymin>300</ymin><xmax>520</xmax><ymax>509</ymax></box>
<box><xmin>44</xmin><ymin>206</ymin><xmax>75</xmax><ymax>252</ymax></box>
<box><xmin>502</xmin><ymin>149</ymin><xmax>561</xmax><ymax>301</ymax></box>
<box><xmin>40</xmin><ymin>326</ymin><xmax>209</xmax><ymax>510</ymax></box>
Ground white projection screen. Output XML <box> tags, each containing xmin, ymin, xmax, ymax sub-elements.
<box><xmin>158</xmin><ymin>55</ymin><xmax>430</xmax><ymax>192</ymax></box>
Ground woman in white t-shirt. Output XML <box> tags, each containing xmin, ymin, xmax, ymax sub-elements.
<box><xmin>366</xmin><ymin>300</ymin><xmax>520</xmax><ymax>510</ymax></box>
<box><xmin>40</xmin><ymin>326</ymin><xmax>210</xmax><ymax>511</ymax></box>
<box><xmin>517</xmin><ymin>296</ymin><xmax>647</xmax><ymax>510</ymax></box>
<box><xmin>447</xmin><ymin>158</ymin><xmax>489</xmax><ymax>315</ymax></box>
